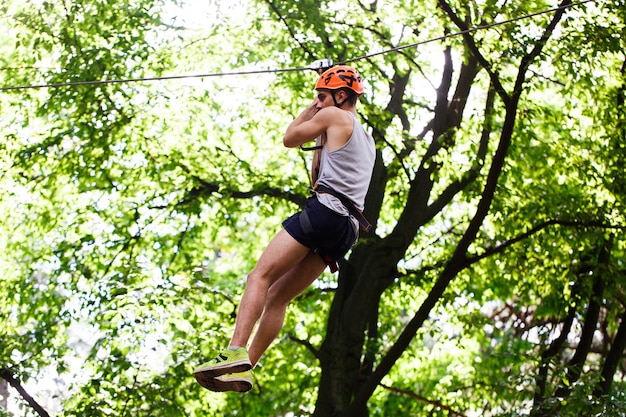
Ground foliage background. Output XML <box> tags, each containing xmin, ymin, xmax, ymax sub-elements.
<box><xmin>1</xmin><ymin>0</ymin><xmax>625</xmax><ymax>416</ymax></box>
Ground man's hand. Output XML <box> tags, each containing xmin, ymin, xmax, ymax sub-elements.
<box><xmin>283</xmin><ymin>101</ymin><xmax>320</xmax><ymax>146</ymax></box>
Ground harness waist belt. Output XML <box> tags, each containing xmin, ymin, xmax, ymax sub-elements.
<box><xmin>314</xmin><ymin>184</ymin><xmax>372</xmax><ymax>233</ymax></box>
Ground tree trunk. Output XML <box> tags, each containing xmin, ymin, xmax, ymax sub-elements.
<box><xmin>314</xmin><ymin>37</ymin><xmax>482</xmax><ymax>417</ymax></box>
<box><xmin>0</xmin><ymin>378</ymin><xmax>8</xmax><ymax>412</ymax></box>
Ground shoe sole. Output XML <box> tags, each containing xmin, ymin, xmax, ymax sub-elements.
<box><xmin>195</xmin><ymin>374</ymin><xmax>252</xmax><ymax>393</ymax></box>
<box><xmin>193</xmin><ymin>359</ymin><xmax>252</xmax><ymax>378</ymax></box>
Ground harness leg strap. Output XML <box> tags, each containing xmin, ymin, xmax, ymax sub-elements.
<box><xmin>298</xmin><ymin>210</ymin><xmax>340</xmax><ymax>273</ymax></box>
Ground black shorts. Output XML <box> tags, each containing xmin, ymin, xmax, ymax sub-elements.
<box><xmin>282</xmin><ymin>197</ymin><xmax>356</xmax><ymax>264</ymax></box>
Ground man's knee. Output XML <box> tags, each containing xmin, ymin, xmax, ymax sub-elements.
<box><xmin>242</xmin><ymin>271</ymin><xmax>273</xmax><ymax>301</ymax></box>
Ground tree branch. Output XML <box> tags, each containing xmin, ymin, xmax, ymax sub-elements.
<box><xmin>555</xmin><ymin>238</ymin><xmax>611</xmax><ymax>398</ymax></box>
<box><xmin>262</xmin><ymin>0</ymin><xmax>317</xmax><ymax>59</ymax></box>
<box><xmin>437</xmin><ymin>0</ymin><xmax>510</xmax><ymax>104</ymax></box>
<box><xmin>286</xmin><ymin>333</ymin><xmax>320</xmax><ymax>359</ymax></box>
<box><xmin>595</xmin><ymin>307</ymin><xmax>626</xmax><ymax>397</ymax></box>
<box><xmin>466</xmin><ymin>219</ymin><xmax>625</xmax><ymax>267</ymax></box>
<box><xmin>380</xmin><ymin>383</ymin><xmax>467</xmax><ymax>417</ymax></box>
<box><xmin>531</xmin><ymin>299</ymin><xmax>577</xmax><ymax>412</ymax></box>
<box><xmin>0</xmin><ymin>369</ymin><xmax>50</xmax><ymax>417</ymax></box>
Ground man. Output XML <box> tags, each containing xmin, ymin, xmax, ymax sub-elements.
<box><xmin>193</xmin><ymin>65</ymin><xmax>376</xmax><ymax>392</ymax></box>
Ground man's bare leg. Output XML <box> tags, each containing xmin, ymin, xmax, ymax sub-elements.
<box><xmin>228</xmin><ymin>229</ymin><xmax>313</xmax><ymax>349</ymax></box>
<box><xmin>248</xmin><ymin>251</ymin><xmax>326</xmax><ymax>366</ymax></box>
<box><xmin>194</xmin><ymin>229</ymin><xmax>324</xmax><ymax>392</ymax></box>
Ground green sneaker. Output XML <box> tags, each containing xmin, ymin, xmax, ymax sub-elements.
<box><xmin>194</xmin><ymin>347</ymin><xmax>251</xmax><ymax>381</ymax></box>
<box><xmin>199</xmin><ymin>370</ymin><xmax>254</xmax><ymax>393</ymax></box>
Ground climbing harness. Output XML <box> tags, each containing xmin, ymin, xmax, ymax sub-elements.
<box><xmin>297</xmin><ymin>184</ymin><xmax>372</xmax><ymax>273</ymax></box>
<box><xmin>313</xmin><ymin>184</ymin><xmax>372</xmax><ymax>233</ymax></box>
<box><xmin>300</xmin><ymin>143</ymin><xmax>323</xmax><ymax>151</ymax></box>
<box><xmin>297</xmin><ymin>204</ymin><xmax>340</xmax><ymax>273</ymax></box>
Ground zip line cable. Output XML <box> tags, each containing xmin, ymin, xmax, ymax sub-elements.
<box><xmin>340</xmin><ymin>0</ymin><xmax>597</xmax><ymax>65</ymax></box>
<box><xmin>0</xmin><ymin>66</ymin><xmax>310</xmax><ymax>92</ymax></box>
<box><xmin>0</xmin><ymin>0</ymin><xmax>596</xmax><ymax>92</ymax></box>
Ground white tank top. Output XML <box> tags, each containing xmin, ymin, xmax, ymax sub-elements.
<box><xmin>315</xmin><ymin>114</ymin><xmax>375</xmax><ymax>217</ymax></box>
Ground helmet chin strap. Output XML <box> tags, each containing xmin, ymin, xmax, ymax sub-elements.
<box><xmin>331</xmin><ymin>91</ymin><xmax>347</xmax><ymax>108</ymax></box>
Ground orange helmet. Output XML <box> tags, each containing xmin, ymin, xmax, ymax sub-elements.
<box><xmin>315</xmin><ymin>65</ymin><xmax>364</xmax><ymax>96</ymax></box>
